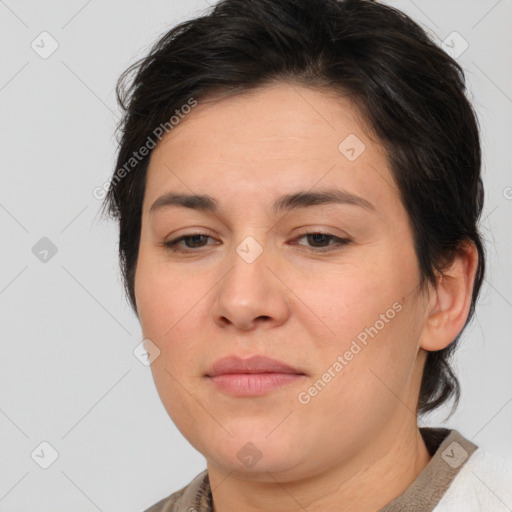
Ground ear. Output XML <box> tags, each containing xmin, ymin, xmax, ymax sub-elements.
<box><xmin>420</xmin><ymin>241</ymin><xmax>479</xmax><ymax>352</ymax></box>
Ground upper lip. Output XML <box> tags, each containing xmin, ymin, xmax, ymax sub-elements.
<box><xmin>206</xmin><ymin>355</ymin><xmax>305</xmax><ymax>377</ymax></box>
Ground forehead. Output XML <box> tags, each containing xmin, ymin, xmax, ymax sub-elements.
<box><xmin>143</xmin><ymin>82</ymin><xmax>399</xmax><ymax>218</ymax></box>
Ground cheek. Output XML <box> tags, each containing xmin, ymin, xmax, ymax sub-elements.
<box><xmin>135</xmin><ymin>251</ymin><xmax>196</xmax><ymax>338</ymax></box>
<box><xmin>302</xmin><ymin>301</ymin><xmax>422</xmax><ymax>433</ymax></box>
<box><xmin>295</xmin><ymin>261</ymin><xmax>403</xmax><ymax>344</ymax></box>
<box><xmin>135</xmin><ymin>258</ymin><xmax>210</xmax><ymax>432</ymax></box>
<box><xmin>294</xmin><ymin>248</ymin><xmax>423</xmax><ymax>395</ymax></box>
<box><xmin>134</xmin><ymin>253</ymin><xmax>216</xmax><ymax>385</ymax></box>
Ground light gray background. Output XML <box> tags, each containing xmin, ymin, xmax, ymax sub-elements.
<box><xmin>1</xmin><ymin>0</ymin><xmax>511</xmax><ymax>510</ymax></box>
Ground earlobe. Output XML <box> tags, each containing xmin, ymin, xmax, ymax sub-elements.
<box><xmin>420</xmin><ymin>241</ymin><xmax>479</xmax><ymax>352</ymax></box>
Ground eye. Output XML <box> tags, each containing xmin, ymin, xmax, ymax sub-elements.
<box><xmin>292</xmin><ymin>231</ymin><xmax>351</xmax><ymax>253</ymax></box>
<box><xmin>163</xmin><ymin>231</ymin><xmax>351</xmax><ymax>254</ymax></box>
<box><xmin>163</xmin><ymin>233</ymin><xmax>217</xmax><ymax>252</ymax></box>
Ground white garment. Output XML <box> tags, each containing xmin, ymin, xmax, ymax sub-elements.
<box><xmin>435</xmin><ymin>447</ymin><xmax>512</xmax><ymax>511</ymax></box>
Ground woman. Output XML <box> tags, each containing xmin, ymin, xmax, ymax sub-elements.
<box><xmin>101</xmin><ymin>0</ymin><xmax>512</xmax><ymax>510</ymax></box>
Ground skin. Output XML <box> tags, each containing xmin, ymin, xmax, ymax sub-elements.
<box><xmin>135</xmin><ymin>82</ymin><xmax>478</xmax><ymax>512</ymax></box>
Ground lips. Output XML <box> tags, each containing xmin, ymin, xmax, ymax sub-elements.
<box><xmin>206</xmin><ymin>355</ymin><xmax>305</xmax><ymax>377</ymax></box>
<box><xmin>205</xmin><ymin>355</ymin><xmax>306</xmax><ymax>397</ymax></box>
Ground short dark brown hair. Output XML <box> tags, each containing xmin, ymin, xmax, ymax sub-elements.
<box><xmin>101</xmin><ymin>0</ymin><xmax>486</xmax><ymax>416</ymax></box>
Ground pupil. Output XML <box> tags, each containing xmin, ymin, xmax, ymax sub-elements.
<box><xmin>187</xmin><ymin>235</ymin><xmax>206</xmax><ymax>247</ymax></box>
<box><xmin>309</xmin><ymin>233</ymin><xmax>328</xmax><ymax>246</ymax></box>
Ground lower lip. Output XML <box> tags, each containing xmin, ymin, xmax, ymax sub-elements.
<box><xmin>208</xmin><ymin>373</ymin><xmax>305</xmax><ymax>396</ymax></box>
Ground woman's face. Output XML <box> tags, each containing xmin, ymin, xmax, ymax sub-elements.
<box><xmin>135</xmin><ymin>82</ymin><xmax>430</xmax><ymax>480</ymax></box>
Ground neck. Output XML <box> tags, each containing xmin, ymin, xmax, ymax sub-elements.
<box><xmin>207</xmin><ymin>421</ymin><xmax>432</xmax><ymax>512</ymax></box>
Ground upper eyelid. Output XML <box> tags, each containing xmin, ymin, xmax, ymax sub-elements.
<box><xmin>166</xmin><ymin>225</ymin><xmax>348</xmax><ymax>239</ymax></box>
<box><xmin>167</xmin><ymin>230</ymin><xmax>346</xmax><ymax>242</ymax></box>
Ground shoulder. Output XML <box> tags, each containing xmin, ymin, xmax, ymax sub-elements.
<box><xmin>435</xmin><ymin>446</ymin><xmax>512</xmax><ymax>511</ymax></box>
<box><xmin>142</xmin><ymin>470</ymin><xmax>209</xmax><ymax>512</ymax></box>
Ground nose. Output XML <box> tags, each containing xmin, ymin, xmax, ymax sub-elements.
<box><xmin>211</xmin><ymin>237</ymin><xmax>290</xmax><ymax>331</ymax></box>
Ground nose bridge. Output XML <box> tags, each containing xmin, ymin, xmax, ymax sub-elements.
<box><xmin>212</xmin><ymin>233</ymin><xmax>289</xmax><ymax>329</ymax></box>
<box><xmin>225</xmin><ymin>234</ymin><xmax>271</xmax><ymax>308</ymax></box>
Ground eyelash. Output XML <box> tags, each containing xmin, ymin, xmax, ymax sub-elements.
<box><xmin>163</xmin><ymin>231</ymin><xmax>351</xmax><ymax>254</ymax></box>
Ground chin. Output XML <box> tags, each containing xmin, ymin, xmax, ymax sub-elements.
<box><xmin>199</xmin><ymin>432</ymin><xmax>305</xmax><ymax>476</ymax></box>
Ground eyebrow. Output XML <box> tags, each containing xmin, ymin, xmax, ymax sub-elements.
<box><xmin>149</xmin><ymin>188</ymin><xmax>375</xmax><ymax>216</ymax></box>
